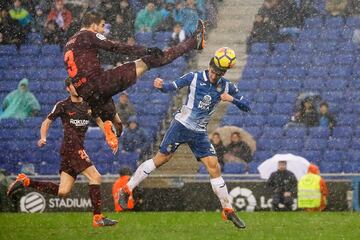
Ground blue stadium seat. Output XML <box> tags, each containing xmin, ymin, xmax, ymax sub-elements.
<box><xmin>337</xmin><ymin>41</ymin><xmax>357</xmax><ymax>52</ymax></box>
<box><xmin>22</xmin><ymin>117</ymin><xmax>43</xmax><ymax>128</ymax></box>
<box><xmin>26</xmin><ymin>32</ymin><xmax>43</xmax><ymax>44</ymax></box>
<box><xmin>242</xmin><ymin>67</ymin><xmax>263</xmax><ymax>79</ymax></box>
<box><xmin>269</xmin><ymin>54</ymin><xmax>289</xmax><ymax>66</ymax></box>
<box><xmin>322</xmin><ymin>91</ymin><xmax>344</xmax><ymax>102</ymax></box>
<box><xmin>263</xmin><ymin>66</ymin><xmax>285</xmax><ymax>79</ymax></box>
<box><xmin>325</xmin><ymin>16</ymin><xmax>344</xmax><ymax>28</ymax></box>
<box><xmin>248</xmin><ymin>161</ymin><xmax>260</xmax><ymax>174</ymax></box>
<box><xmin>327</xmin><ymin>138</ymin><xmax>351</xmax><ymax>150</ymax></box>
<box><xmin>312</xmin><ymin>53</ymin><xmax>333</xmax><ymax>66</ymax></box>
<box><xmin>237</xmin><ymin>79</ymin><xmax>258</xmax><ymax>90</ymax></box>
<box><xmin>351</xmin><ymin>137</ymin><xmax>360</xmax><ymax>149</ymax></box>
<box><xmin>320</xmin><ymin>161</ymin><xmax>343</xmax><ymax>173</ymax></box>
<box><xmin>239</xmin><ymin>115</ymin><xmax>267</xmax><ymax>127</ymax></box>
<box><xmin>0</xmin><ymin>119</ymin><xmax>21</xmax><ymax>128</ymax></box>
<box><xmin>223</xmin><ymin>163</ymin><xmax>245</xmax><ymax>174</ymax></box>
<box><xmin>272</xmin><ymin>103</ymin><xmax>293</xmax><ymax>115</ymax></box>
<box><xmin>295</xmin><ymin>41</ymin><xmax>316</xmax><ymax>54</ymax></box>
<box><xmin>301</xmin><ymin>150</ymin><xmax>322</xmax><ymax>165</ymax></box>
<box><xmin>246</xmin><ymin>54</ymin><xmax>268</xmax><ymax>67</ymax></box>
<box><xmin>135</xmin><ymin>32</ymin><xmax>153</xmax><ymax>46</ymax></box>
<box><xmin>199</xmin><ymin>164</ymin><xmax>208</xmax><ymax>174</ymax></box>
<box><xmin>299</xmin><ymin>29</ymin><xmax>320</xmax><ymax>40</ymax></box>
<box><xmin>289</xmin><ymin>53</ymin><xmax>312</xmax><ymax>66</ymax></box>
<box><xmin>262</xmin><ymin>127</ymin><xmax>284</xmax><ymax>139</ymax></box>
<box><xmin>118</xmin><ymin>151</ymin><xmax>139</xmax><ymax>171</ymax></box>
<box><xmin>260</xmin><ymin>138</ymin><xmax>283</xmax><ymax>151</ymax></box>
<box><xmin>314</xmin><ymin>41</ymin><xmax>337</xmax><ymax>52</ymax></box>
<box><xmin>245</xmin><ymin>127</ymin><xmax>262</xmax><ymax>138</ymax></box>
<box><xmin>38</xmin><ymin>162</ymin><xmax>59</xmax><ymax>175</ymax></box>
<box><xmin>304</xmin><ymin>138</ymin><xmax>327</xmax><ymax>150</ymax></box>
<box><xmin>334</xmin><ymin>54</ymin><xmax>354</xmax><ymax>65</ymax></box>
<box><xmin>308</xmin><ymin>127</ymin><xmax>330</xmax><ymax>139</ymax></box>
<box><xmin>251</xmin><ymin>103</ymin><xmax>271</xmax><ymax>115</ymax></box>
<box><xmin>307</xmin><ymin>66</ymin><xmax>328</xmax><ymax>78</ymax></box>
<box><xmin>285</xmin><ymin>127</ymin><xmax>307</xmax><ymax>138</ymax></box>
<box><xmin>154</xmin><ymin>31</ymin><xmax>172</xmax><ymax>44</ymax></box>
<box><xmin>320</xmin><ymin>29</ymin><xmax>341</xmax><ymax>40</ymax></box>
<box><xmin>337</xmin><ymin>114</ymin><xmax>357</xmax><ymax>126</ymax></box>
<box><xmin>41</xmin><ymin>44</ymin><xmax>61</xmax><ymax>55</ymax></box>
<box><xmin>280</xmin><ymin>78</ymin><xmax>302</xmax><ymax>91</ymax></box>
<box><xmin>346</xmin><ymin>17</ymin><xmax>360</xmax><ymax>28</ymax></box>
<box><xmin>274</xmin><ymin>43</ymin><xmax>293</xmax><ymax>53</ymax></box>
<box><xmin>328</xmin><ymin>65</ymin><xmax>351</xmax><ymax>77</ymax></box>
<box><xmin>254</xmin><ymin>151</ymin><xmax>272</xmax><ymax>161</ymax></box>
<box><xmin>254</xmin><ymin>92</ymin><xmax>276</xmax><ymax>103</ymax></box>
<box><xmin>19</xmin><ymin>44</ymin><xmax>41</xmax><ymax>56</ymax></box>
<box><xmin>276</xmin><ymin>92</ymin><xmax>297</xmax><ymax>103</ymax></box>
<box><xmin>286</xmin><ymin>66</ymin><xmax>307</xmax><ymax>78</ymax></box>
<box><xmin>250</xmin><ymin>43</ymin><xmax>269</xmax><ymax>54</ymax></box>
<box><xmin>282</xmin><ymin>139</ymin><xmax>304</xmax><ymax>151</ymax></box>
<box><xmin>259</xmin><ymin>79</ymin><xmax>279</xmax><ymax>90</ymax></box>
<box><xmin>325</xmin><ymin>78</ymin><xmax>347</xmax><ymax>90</ymax></box>
<box><xmin>332</xmin><ymin>127</ymin><xmax>352</xmax><ymax>138</ymax></box>
<box><xmin>304</xmin><ymin>17</ymin><xmax>323</xmax><ymax>29</ymax></box>
<box><xmin>267</xmin><ymin>115</ymin><xmax>289</xmax><ymax>127</ymax></box>
<box><xmin>0</xmin><ymin>45</ymin><xmax>17</xmax><ymax>55</ymax></box>
<box><xmin>343</xmin><ymin>160</ymin><xmax>360</xmax><ymax>173</ymax></box>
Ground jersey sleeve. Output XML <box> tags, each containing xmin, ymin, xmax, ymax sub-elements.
<box><xmin>47</xmin><ymin>102</ymin><xmax>64</xmax><ymax>121</ymax></box>
<box><xmin>228</xmin><ymin>82</ymin><xmax>251</xmax><ymax>112</ymax></box>
<box><xmin>161</xmin><ymin>72</ymin><xmax>195</xmax><ymax>93</ymax></box>
<box><xmin>90</xmin><ymin>32</ymin><xmax>147</xmax><ymax>56</ymax></box>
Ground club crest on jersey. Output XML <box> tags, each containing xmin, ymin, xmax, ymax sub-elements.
<box><xmin>198</xmin><ymin>95</ymin><xmax>212</xmax><ymax>110</ymax></box>
<box><xmin>216</xmin><ymin>85</ymin><xmax>223</xmax><ymax>92</ymax></box>
<box><xmin>96</xmin><ymin>33</ymin><xmax>106</xmax><ymax>40</ymax></box>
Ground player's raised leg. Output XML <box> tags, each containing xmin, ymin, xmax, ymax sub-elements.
<box><xmin>201</xmin><ymin>156</ymin><xmax>246</xmax><ymax>229</ymax></box>
<box><xmin>7</xmin><ymin>173</ymin><xmax>60</xmax><ymax>197</ymax></box>
<box><xmin>82</xmin><ymin>166</ymin><xmax>118</xmax><ymax>227</ymax></box>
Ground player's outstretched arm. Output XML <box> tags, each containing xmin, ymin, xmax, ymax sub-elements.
<box><xmin>38</xmin><ymin>118</ymin><xmax>53</xmax><ymax>147</ymax></box>
<box><xmin>154</xmin><ymin>72</ymin><xmax>194</xmax><ymax>93</ymax></box>
<box><xmin>222</xmin><ymin>83</ymin><xmax>251</xmax><ymax>112</ymax></box>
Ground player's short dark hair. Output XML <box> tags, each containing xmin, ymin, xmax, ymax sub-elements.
<box><xmin>231</xmin><ymin>132</ymin><xmax>241</xmax><ymax>138</ymax></box>
<box><xmin>82</xmin><ymin>11</ymin><xmax>104</xmax><ymax>27</ymax></box>
<box><xmin>212</xmin><ymin>132</ymin><xmax>220</xmax><ymax>137</ymax></box>
<box><xmin>320</xmin><ymin>101</ymin><xmax>329</xmax><ymax>108</ymax></box>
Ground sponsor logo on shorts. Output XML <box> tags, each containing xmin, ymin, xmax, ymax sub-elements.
<box><xmin>70</xmin><ymin>119</ymin><xmax>90</xmax><ymax>127</ymax></box>
<box><xmin>20</xmin><ymin>192</ymin><xmax>46</xmax><ymax>213</ymax></box>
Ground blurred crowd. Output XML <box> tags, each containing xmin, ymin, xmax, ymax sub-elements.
<box><xmin>0</xmin><ymin>0</ymin><xmax>219</xmax><ymax>46</ymax></box>
<box><xmin>247</xmin><ymin>0</ymin><xmax>360</xmax><ymax>51</ymax></box>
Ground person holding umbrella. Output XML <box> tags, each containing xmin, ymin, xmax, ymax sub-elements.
<box><xmin>267</xmin><ymin>161</ymin><xmax>298</xmax><ymax>211</ymax></box>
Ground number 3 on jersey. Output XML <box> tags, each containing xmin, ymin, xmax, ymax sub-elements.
<box><xmin>64</xmin><ymin>50</ymin><xmax>78</xmax><ymax>78</ymax></box>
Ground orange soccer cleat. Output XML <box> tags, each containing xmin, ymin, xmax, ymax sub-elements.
<box><xmin>92</xmin><ymin>214</ymin><xmax>118</xmax><ymax>227</ymax></box>
<box><xmin>103</xmin><ymin>120</ymin><xmax>119</xmax><ymax>153</ymax></box>
<box><xmin>118</xmin><ymin>184</ymin><xmax>133</xmax><ymax>210</ymax></box>
<box><xmin>7</xmin><ymin>173</ymin><xmax>30</xmax><ymax>196</ymax></box>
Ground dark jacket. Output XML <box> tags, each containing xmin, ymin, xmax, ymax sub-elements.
<box><xmin>211</xmin><ymin>140</ymin><xmax>226</xmax><ymax>169</ymax></box>
<box><xmin>320</xmin><ymin>112</ymin><xmax>336</xmax><ymax>129</ymax></box>
<box><xmin>267</xmin><ymin>170</ymin><xmax>297</xmax><ymax>195</ymax></box>
<box><xmin>121</xmin><ymin>125</ymin><xmax>149</xmax><ymax>153</ymax></box>
<box><xmin>226</xmin><ymin>141</ymin><xmax>253</xmax><ymax>163</ymax></box>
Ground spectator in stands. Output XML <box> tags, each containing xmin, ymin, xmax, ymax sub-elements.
<box><xmin>170</xmin><ymin>22</ymin><xmax>186</xmax><ymax>46</ymax></box>
<box><xmin>118</xmin><ymin>0</ymin><xmax>135</xmax><ymax>29</ymax></box>
<box><xmin>9</xmin><ymin>0</ymin><xmax>32</xmax><ymax>29</ymax></box>
<box><xmin>259</xmin><ymin>0</ymin><xmax>300</xmax><ymax>28</ymax></box>
<box><xmin>299</xmin><ymin>0</ymin><xmax>319</xmax><ymax>21</ymax></box>
<box><xmin>326</xmin><ymin>0</ymin><xmax>348</xmax><ymax>16</ymax></box>
<box><xmin>224</xmin><ymin>132</ymin><xmax>253</xmax><ymax>171</ymax></box>
<box><xmin>43</xmin><ymin>19</ymin><xmax>63</xmax><ymax>44</ymax></box>
<box><xmin>298</xmin><ymin>164</ymin><xmax>328</xmax><ymax>212</ymax></box>
<box><xmin>267</xmin><ymin>161</ymin><xmax>297</xmax><ymax>211</ymax></box>
<box><xmin>319</xmin><ymin>102</ymin><xmax>336</xmax><ymax>130</ymax></box>
<box><xmin>121</xmin><ymin>116</ymin><xmax>150</xmax><ymax>161</ymax></box>
<box><xmin>0</xmin><ymin>78</ymin><xmax>40</xmax><ymax>120</ymax></box>
<box><xmin>173</xmin><ymin>0</ymin><xmax>200</xmax><ymax>35</ymax></box>
<box><xmin>210</xmin><ymin>132</ymin><xmax>225</xmax><ymax>171</ymax></box>
<box><xmin>0</xmin><ymin>9</ymin><xmax>25</xmax><ymax>45</ymax></box>
<box><xmin>100</xmin><ymin>0</ymin><xmax>117</xmax><ymax>23</ymax></box>
<box><xmin>294</xmin><ymin>98</ymin><xmax>319</xmax><ymax>127</ymax></box>
<box><xmin>32</xmin><ymin>5</ymin><xmax>46</xmax><ymax>34</ymax></box>
<box><xmin>110</xmin><ymin>14</ymin><xmax>133</xmax><ymax>42</ymax></box>
<box><xmin>157</xmin><ymin>1</ymin><xmax>175</xmax><ymax>31</ymax></box>
<box><xmin>347</xmin><ymin>0</ymin><xmax>360</xmax><ymax>15</ymax></box>
<box><xmin>116</xmin><ymin>92</ymin><xmax>136</xmax><ymax>126</ymax></box>
<box><xmin>135</xmin><ymin>2</ymin><xmax>162</xmax><ymax>32</ymax></box>
<box><xmin>46</xmin><ymin>0</ymin><xmax>72</xmax><ymax>32</ymax></box>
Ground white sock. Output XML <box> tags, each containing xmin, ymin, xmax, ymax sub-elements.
<box><xmin>210</xmin><ymin>177</ymin><xmax>232</xmax><ymax>209</ymax></box>
<box><xmin>127</xmin><ymin>159</ymin><xmax>156</xmax><ymax>191</ymax></box>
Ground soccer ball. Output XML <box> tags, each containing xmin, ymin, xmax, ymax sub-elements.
<box><xmin>213</xmin><ymin>47</ymin><xmax>236</xmax><ymax>69</ymax></box>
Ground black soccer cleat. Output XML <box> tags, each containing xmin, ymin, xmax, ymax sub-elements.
<box><xmin>194</xmin><ymin>19</ymin><xmax>206</xmax><ymax>50</ymax></box>
<box><xmin>93</xmin><ymin>214</ymin><xmax>118</xmax><ymax>227</ymax></box>
<box><xmin>117</xmin><ymin>185</ymin><xmax>132</xmax><ymax>210</ymax></box>
<box><xmin>222</xmin><ymin>208</ymin><xmax>246</xmax><ymax>229</ymax></box>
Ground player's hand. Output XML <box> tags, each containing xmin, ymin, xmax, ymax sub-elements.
<box><xmin>146</xmin><ymin>47</ymin><xmax>164</xmax><ymax>56</ymax></box>
<box><xmin>154</xmin><ymin>78</ymin><xmax>164</xmax><ymax>89</ymax></box>
<box><xmin>220</xmin><ymin>92</ymin><xmax>234</xmax><ymax>102</ymax></box>
<box><xmin>37</xmin><ymin>139</ymin><xmax>47</xmax><ymax>148</ymax></box>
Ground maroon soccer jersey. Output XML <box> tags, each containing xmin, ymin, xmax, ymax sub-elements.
<box><xmin>63</xmin><ymin>30</ymin><xmax>146</xmax><ymax>81</ymax></box>
<box><xmin>47</xmin><ymin>97</ymin><xmax>92</xmax><ymax>154</ymax></box>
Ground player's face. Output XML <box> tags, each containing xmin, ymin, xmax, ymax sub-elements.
<box><xmin>95</xmin><ymin>20</ymin><xmax>106</xmax><ymax>34</ymax></box>
<box><xmin>67</xmin><ymin>84</ymin><xmax>79</xmax><ymax>97</ymax></box>
<box><xmin>208</xmin><ymin>67</ymin><xmax>225</xmax><ymax>83</ymax></box>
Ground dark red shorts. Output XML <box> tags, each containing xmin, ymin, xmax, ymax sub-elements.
<box><xmin>77</xmin><ymin>62</ymin><xmax>137</xmax><ymax>121</ymax></box>
<box><xmin>60</xmin><ymin>149</ymin><xmax>93</xmax><ymax>179</ymax></box>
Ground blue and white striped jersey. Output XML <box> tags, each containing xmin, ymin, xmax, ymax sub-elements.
<box><xmin>161</xmin><ymin>70</ymin><xmax>250</xmax><ymax>132</ymax></box>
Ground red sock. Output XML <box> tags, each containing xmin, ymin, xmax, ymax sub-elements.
<box><xmin>142</xmin><ymin>37</ymin><xmax>196</xmax><ymax>69</ymax></box>
<box><xmin>89</xmin><ymin>184</ymin><xmax>102</xmax><ymax>215</ymax></box>
<box><xmin>29</xmin><ymin>180</ymin><xmax>59</xmax><ymax>195</ymax></box>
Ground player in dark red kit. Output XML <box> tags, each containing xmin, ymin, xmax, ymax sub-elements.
<box><xmin>63</xmin><ymin>11</ymin><xmax>205</xmax><ymax>142</ymax></box>
<box><xmin>7</xmin><ymin>78</ymin><xmax>118</xmax><ymax>227</ymax></box>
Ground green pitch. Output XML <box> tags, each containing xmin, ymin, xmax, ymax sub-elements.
<box><xmin>1</xmin><ymin>212</ymin><xmax>360</xmax><ymax>240</ymax></box>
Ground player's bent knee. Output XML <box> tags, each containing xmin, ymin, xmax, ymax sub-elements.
<box><xmin>58</xmin><ymin>189</ymin><xmax>71</xmax><ymax>198</ymax></box>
